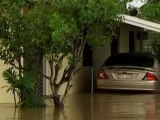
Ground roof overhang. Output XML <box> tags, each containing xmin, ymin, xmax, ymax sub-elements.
<box><xmin>123</xmin><ymin>15</ymin><xmax>160</xmax><ymax>33</ymax></box>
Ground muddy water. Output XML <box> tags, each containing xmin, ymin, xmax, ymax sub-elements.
<box><xmin>1</xmin><ymin>92</ymin><xmax>160</xmax><ymax>120</ymax></box>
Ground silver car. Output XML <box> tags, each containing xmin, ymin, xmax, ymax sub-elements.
<box><xmin>96</xmin><ymin>52</ymin><xmax>160</xmax><ymax>91</ymax></box>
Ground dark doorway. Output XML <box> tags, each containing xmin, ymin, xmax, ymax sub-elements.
<box><xmin>111</xmin><ymin>36</ymin><xmax>118</xmax><ymax>55</ymax></box>
<box><xmin>83</xmin><ymin>44</ymin><xmax>93</xmax><ymax>66</ymax></box>
<box><xmin>129</xmin><ymin>31</ymin><xmax>135</xmax><ymax>53</ymax></box>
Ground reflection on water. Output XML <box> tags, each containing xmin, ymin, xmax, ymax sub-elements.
<box><xmin>1</xmin><ymin>92</ymin><xmax>160</xmax><ymax>120</ymax></box>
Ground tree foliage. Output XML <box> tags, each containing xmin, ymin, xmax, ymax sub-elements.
<box><xmin>140</xmin><ymin>0</ymin><xmax>160</xmax><ymax>23</ymax></box>
<box><xmin>140</xmin><ymin>0</ymin><xmax>160</xmax><ymax>56</ymax></box>
<box><xmin>0</xmin><ymin>0</ymin><xmax>124</xmax><ymax>107</ymax></box>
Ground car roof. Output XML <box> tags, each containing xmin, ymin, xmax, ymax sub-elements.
<box><xmin>111</xmin><ymin>52</ymin><xmax>156</xmax><ymax>58</ymax></box>
<box><xmin>104</xmin><ymin>52</ymin><xmax>157</xmax><ymax>67</ymax></box>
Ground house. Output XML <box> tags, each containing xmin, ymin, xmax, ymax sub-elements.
<box><xmin>74</xmin><ymin>14</ymin><xmax>160</xmax><ymax>93</ymax></box>
<box><xmin>0</xmin><ymin>13</ymin><xmax>160</xmax><ymax>103</ymax></box>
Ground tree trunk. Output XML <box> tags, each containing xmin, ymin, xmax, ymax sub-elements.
<box><xmin>53</xmin><ymin>96</ymin><xmax>63</xmax><ymax>107</ymax></box>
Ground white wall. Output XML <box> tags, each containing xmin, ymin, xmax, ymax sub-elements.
<box><xmin>44</xmin><ymin>56</ymin><xmax>93</xmax><ymax>96</ymax></box>
<box><xmin>92</xmin><ymin>45</ymin><xmax>111</xmax><ymax>73</ymax></box>
<box><xmin>0</xmin><ymin>61</ymin><xmax>15</xmax><ymax>103</ymax></box>
<box><xmin>120</xmin><ymin>23</ymin><xmax>143</xmax><ymax>53</ymax></box>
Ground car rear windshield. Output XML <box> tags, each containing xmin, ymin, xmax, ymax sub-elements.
<box><xmin>105</xmin><ymin>54</ymin><xmax>154</xmax><ymax>67</ymax></box>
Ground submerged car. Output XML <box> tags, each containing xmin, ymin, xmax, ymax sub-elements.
<box><xmin>96</xmin><ymin>52</ymin><xmax>160</xmax><ymax>91</ymax></box>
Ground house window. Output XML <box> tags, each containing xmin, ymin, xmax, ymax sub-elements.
<box><xmin>143</xmin><ymin>40</ymin><xmax>153</xmax><ymax>52</ymax></box>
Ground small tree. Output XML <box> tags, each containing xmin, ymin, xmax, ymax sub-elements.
<box><xmin>0</xmin><ymin>0</ymin><xmax>44</xmax><ymax>107</ymax></box>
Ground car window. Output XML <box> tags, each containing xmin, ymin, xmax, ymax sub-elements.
<box><xmin>104</xmin><ymin>54</ymin><xmax>154</xmax><ymax>67</ymax></box>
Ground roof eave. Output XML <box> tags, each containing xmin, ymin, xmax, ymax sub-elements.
<box><xmin>123</xmin><ymin>14</ymin><xmax>160</xmax><ymax>33</ymax></box>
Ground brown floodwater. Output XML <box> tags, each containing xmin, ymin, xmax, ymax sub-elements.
<box><xmin>1</xmin><ymin>92</ymin><xmax>160</xmax><ymax>120</ymax></box>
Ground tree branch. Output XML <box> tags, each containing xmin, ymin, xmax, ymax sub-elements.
<box><xmin>41</xmin><ymin>73</ymin><xmax>50</xmax><ymax>80</ymax></box>
<box><xmin>53</xmin><ymin>54</ymin><xmax>66</xmax><ymax>84</ymax></box>
<box><xmin>47</xmin><ymin>56</ymin><xmax>54</xmax><ymax>81</ymax></box>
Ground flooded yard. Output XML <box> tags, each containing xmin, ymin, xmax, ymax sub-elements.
<box><xmin>1</xmin><ymin>92</ymin><xmax>160</xmax><ymax>120</ymax></box>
